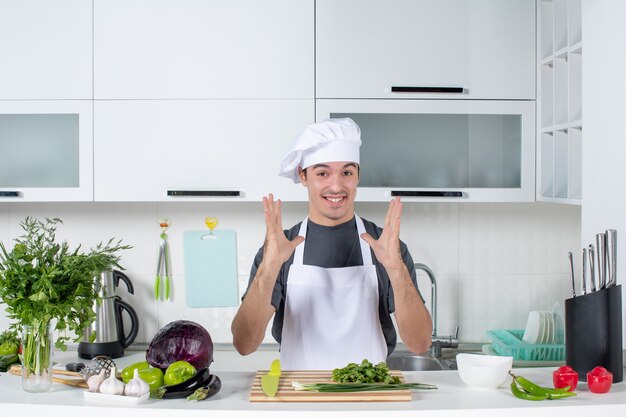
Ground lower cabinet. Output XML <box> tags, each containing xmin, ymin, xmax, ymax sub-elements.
<box><xmin>93</xmin><ymin>100</ymin><xmax>313</xmax><ymax>202</ymax></box>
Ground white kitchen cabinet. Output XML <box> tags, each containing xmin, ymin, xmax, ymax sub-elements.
<box><xmin>93</xmin><ymin>0</ymin><xmax>313</xmax><ymax>100</ymax></box>
<box><xmin>93</xmin><ymin>100</ymin><xmax>312</xmax><ymax>202</ymax></box>
<box><xmin>0</xmin><ymin>0</ymin><xmax>92</xmax><ymax>99</ymax></box>
<box><xmin>316</xmin><ymin>0</ymin><xmax>536</xmax><ymax>100</ymax></box>
<box><xmin>0</xmin><ymin>100</ymin><xmax>93</xmax><ymax>201</ymax></box>
<box><xmin>537</xmin><ymin>0</ymin><xmax>582</xmax><ymax>204</ymax></box>
<box><xmin>317</xmin><ymin>99</ymin><xmax>536</xmax><ymax>202</ymax></box>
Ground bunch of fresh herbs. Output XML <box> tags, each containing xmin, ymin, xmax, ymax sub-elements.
<box><xmin>0</xmin><ymin>217</ymin><xmax>131</xmax><ymax>350</ymax></box>
<box><xmin>0</xmin><ymin>328</ymin><xmax>20</xmax><ymax>347</ymax></box>
<box><xmin>331</xmin><ymin>359</ymin><xmax>401</xmax><ymax>384</ymax></box>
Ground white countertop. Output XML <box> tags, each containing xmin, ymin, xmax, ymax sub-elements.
<box><xmin>1</xmin><ymin>350</ymin><xmax>626</xmax><ymax>417</ymax></box>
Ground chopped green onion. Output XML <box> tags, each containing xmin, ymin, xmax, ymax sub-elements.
<box><xmin>292</xmin><ymin>381</ymin><xmax>437</xmax><ymax>392</ymax></box>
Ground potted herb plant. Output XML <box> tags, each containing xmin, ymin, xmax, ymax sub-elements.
<box><xmin>0</xmin><ymin>217</ymin><xmax>131</xmax><ymax>392</ymax></box>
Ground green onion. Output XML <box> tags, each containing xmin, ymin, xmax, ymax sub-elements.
<box><xmin>292</xmin><ymin>381</ymin><xmax>437</xmax><ymax>392</ymax></box>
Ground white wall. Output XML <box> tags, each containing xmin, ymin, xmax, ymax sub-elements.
<box><xmin>0</xmin><ymin>200</ymin><xmax>580</xmax><ymax>347</ymax></box>
<box><xmin>582</xmin><ymin>0</ymin><xmax>626</xmax><ymax>343</ymax></box>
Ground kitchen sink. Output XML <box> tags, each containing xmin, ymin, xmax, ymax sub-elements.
<box><xmin>386</xmin><ymin>354</ymin><xmax>456</xmax><ymax>371</ymax></box>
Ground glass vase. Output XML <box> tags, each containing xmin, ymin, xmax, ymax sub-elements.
<box><xmin>21</xmin><ymin>321</ymin><xmax>53</xmax><ymax>393</ymax></box>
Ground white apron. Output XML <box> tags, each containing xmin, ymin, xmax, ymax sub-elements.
<box><xmin>280</xmin><ymin>215</ymin><xmax>388</xmax><ymax>370</ymax></box>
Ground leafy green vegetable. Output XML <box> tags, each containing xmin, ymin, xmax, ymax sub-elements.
<box><xmin>331</xmin><ymin>359</ymin><xmax>400</xmax><ymax>384</ymax></box>
<box><xmin>0</xmin><ymin>329</ymin><xmax>20</xmax><ymax>347</ymax></box>
<box><xmin>292</xmin><ymin>381</ymin><xmax>437</xmax><ymax>392</ymax></box>
<box><xmin>0</xmin><ymin>217</ymin><xmax>131</xmax><ymax>350</ymax></box>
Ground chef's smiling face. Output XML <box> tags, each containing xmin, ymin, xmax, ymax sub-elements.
<box><xmin>299</xmin><ymin>161</ymin><xmax>359</xmax><ymax>226</ymax></box>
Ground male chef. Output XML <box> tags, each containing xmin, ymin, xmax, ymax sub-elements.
<box><xmin>231</xmin><ymin>118</ymin><xmax>432</xmax><ymax>370</ymax></box>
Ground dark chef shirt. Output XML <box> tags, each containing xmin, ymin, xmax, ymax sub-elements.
<box><xmin>244</xmin><ymin>215</ymin><xmax>420</xmax><ymax>356</ymax></box>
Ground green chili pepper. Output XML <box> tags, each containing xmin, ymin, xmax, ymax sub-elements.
<box><xmin>511</xmin><ymin>372</ymin><xmax>572</xmax><ymax>396</ymax></box>
<box><xmin>510</xmin><ymin>380</ymin><xmax>548</xmax><ymax>401</ymax></box>
<box><xmin>509</xmin><ymin>371</ymin><xmax>576</xmax><ymax>401</ymax></box>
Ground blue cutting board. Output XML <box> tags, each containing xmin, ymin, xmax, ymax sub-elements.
<box><xmin>183</xmin><ymin>230</ymin><xmax>238</xmax><ymax>307</ymax></box>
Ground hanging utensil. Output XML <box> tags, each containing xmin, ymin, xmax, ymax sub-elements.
<box><xmin>589</xmin><ymin>244</ymin><xmax>597</xmax><ymax>292</ymax></box>
<box><xmin>606</xmin><ymin>229</ymin><xmax>617</xmax><ymax>288</ymax></box>
<box><xmin>568</xmin><ymin>251</ymin><xmax>576</xmax><ymax>298</ymax></box>
<box><xmin>155</xmin><ymin>218</ymin><xmax>171</xmax><ymax>301</ymax></box>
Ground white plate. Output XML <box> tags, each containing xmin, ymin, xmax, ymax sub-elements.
<box><xmin>523</xmin><ymin>311</ymin><xmax>542</xmax><ymax>344</ymax></box>
<box><xmin>552</xmin><ymin>302</ymin><xmax>565</xmax><ymax>344</ymax></box>
<box><xmin>546</xmin><ymin>311</ymin><xmax>556</xmax><ymax>345</ymax></box>
<box><xmin>83</xmin><ymin>391</ymin><xmax>149</xmax><ymax>405</ymax></box>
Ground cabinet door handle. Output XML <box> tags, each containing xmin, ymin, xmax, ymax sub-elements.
<box><xmin>391</xmin><ymin>191</ymin><xmax>463</xmax><ymax>198</ymax></box>
<box><xmin>167</xmin><ymin>190</ymin><xmax>241</xmax><ymax>197</ymax></box>
<box><xmin>391</xmin><ymin>86</ymin><xmax>464</xmax><ymax>93</ymax></box>
<box><xmin>0</xmin><ymin>191</ymin><xmax>21</xmax><ymax>198</ymax></box>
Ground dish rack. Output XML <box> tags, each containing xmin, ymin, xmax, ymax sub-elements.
<box><xmin>486</xmin><ymin>329</ymin><xmax>565</xmax><ymax>362</ymax></box>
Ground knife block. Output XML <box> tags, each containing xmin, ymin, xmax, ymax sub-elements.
<box><xmin>565</xmin><ymin>285</ymin><xmax>623</xmax><ymax>383</ymax></box>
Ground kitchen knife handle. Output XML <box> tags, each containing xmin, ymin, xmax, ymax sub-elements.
<box><xmin>391</xmin><ymin>86</ymin><xmax>465</xmax><ymax>93</ymax></box>
<box><xmin>167</xmin><ymin>190</ymin><xmax>241</xmax><ymax>197</ymax></box>
<box><xmin>596</xmin><ymin>233</ymin><xmax>607</xmax><ymax>289</ymax></box>
<box><xmin>568</xmin><ymin>251</ymin><xmax>576</xmax><ymax>298</ymax></box>
<box><xmin>0</xmin><ymin>191</ymin><xmax>21</xmax><ymax>197</ymax></box>
<box><xmin>606</xmin><ymin>229</ymin><xmax>617</xmax><ymax>287</ymax></box>
<box><xmin>589</xmin><ymin>244</ymin><xmax>597</xmax><ymax>292</ymax></box>
<box><xmin>582</xmin><ymin>248</ymin><xmax>588</xmax><ymax>295</ymax></box>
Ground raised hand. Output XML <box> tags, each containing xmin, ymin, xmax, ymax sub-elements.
<box><xmin>261</xmin><ymin>193</ymin><xmax>304</xmax><ymax>268</ymax></box>
<box><xmin>360</xmin><ymin>197</ymin><xmax>405</xmax><ymax>270</ymax></box>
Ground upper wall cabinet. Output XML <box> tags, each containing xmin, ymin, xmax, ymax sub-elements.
<box><xmin>316</xmin><ymin>0</ymin><xmax>536</xmax><ymax>100</ymax></box>
<box><xmin>94</xmin><ymin>100</ymin><xmax>312</xmax><ymax>202</ymax></box>
<box><xmin>0</xmin><ymin>0</ymin><xmax>92</xmax><ymax>99</ymax></box>
<box><xmin>94</xmin><ymin>0</ymin><xmax>314</xmax><ymax>99</ymax></box>
<box><xmin>0</xmin><ymin>100</ymin><xmax>94</xmax><ymax>202</ymax></box>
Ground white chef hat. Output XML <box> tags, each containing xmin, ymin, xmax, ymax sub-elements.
<box><xmin>278</xmin><ymin>118</ymin><xmax>362</xmax><ymax>183</ymax></box>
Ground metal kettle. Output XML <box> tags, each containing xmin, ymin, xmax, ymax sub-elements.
<box><xmin>78</xmin><ymin>270</ymin><xmax>139</xmax><ymax>359</ymax></box>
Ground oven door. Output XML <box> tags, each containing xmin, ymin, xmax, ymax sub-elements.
<box><xmin>316</xmin><ymin>99</ymin><xmax>535</xmax><ymax>202</ymax></box>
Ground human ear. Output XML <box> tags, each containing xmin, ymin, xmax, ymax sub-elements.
<box><xmin>298</xmin><ymin>167</ymin><xmax>307</xmax><ymax>185</ymax></box>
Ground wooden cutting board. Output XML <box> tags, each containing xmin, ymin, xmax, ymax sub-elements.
<box><xmin>9</xmin><ymin>365</ymin><xmax>88</xmax><ymax>388</ymax></box>
<box><xmin>250</xmin><ymin>370</ymin><xmax>411</xmax><ymax>402</ymax></box>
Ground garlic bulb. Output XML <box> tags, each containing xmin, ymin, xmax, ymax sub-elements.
<box><xmin>98</xmin><ymin>366</ymin><xmax>125</xmax><ymax>395</ymax></box>
<box><xmin>124</xmin><ymin>368</ymin><xmax>150</xmax><ymax>397</ymax></box>
<box><xmin>87</xmin><ymin>368</ymin><xmax>106</xmax><ymax>392</ymax></box>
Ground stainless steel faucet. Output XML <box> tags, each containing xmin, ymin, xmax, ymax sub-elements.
<box><xmin>414</xmin><ymin>263</ymin><xmax>459</xmax><ymax>357</ymax></box>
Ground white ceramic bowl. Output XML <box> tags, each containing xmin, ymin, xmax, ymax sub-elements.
<box><xmin>456</xmin><ymin>353</ymin><xmax>513</xmax><ymax>389</ymax></box>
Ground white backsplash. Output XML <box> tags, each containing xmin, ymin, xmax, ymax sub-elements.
<box><xmin>0</xmin><ymin>201</ymin><xmax>580</xmax><ymax>347</ymax></box>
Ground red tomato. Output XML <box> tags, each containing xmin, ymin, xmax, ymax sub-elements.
<box><xmin>587</xmin><ymin>366</ymin><xmax>613</xmax><ymax>394</ymax></box>
<box><xmin>553</xmin><ymin>365</ymin><xmax>578</xmax><ymax>391</ymax></box>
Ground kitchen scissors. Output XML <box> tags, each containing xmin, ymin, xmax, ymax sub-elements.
<box><xmin>155</xmin><ymin>218</ymin><xmax>171</xmax><ymax>300</ymax></box>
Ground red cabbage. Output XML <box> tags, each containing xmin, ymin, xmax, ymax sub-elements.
<box><xmin>146</xmin><ymin>320</ymin><xmax>213</xmax><ymax>371</ymax></box>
